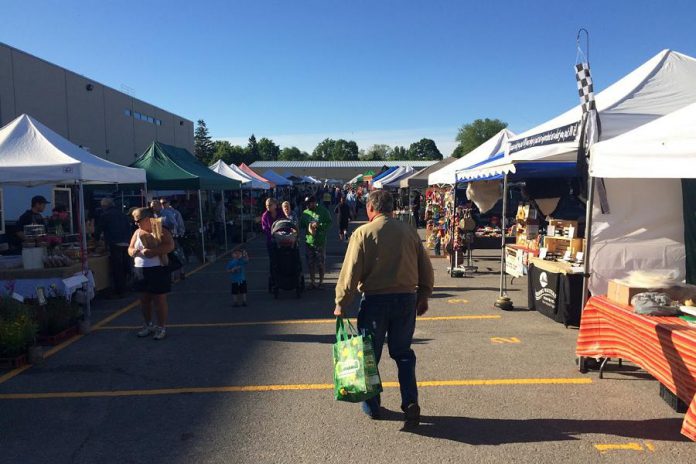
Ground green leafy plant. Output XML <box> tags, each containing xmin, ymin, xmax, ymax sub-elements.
<box><xmin>0</xmin><ymin>298</ymin><xmax>37</xmax><ymax>358</ymax></box>
<box><xmin>32</xmin><ymin>297</ymin><xmax>82</xmax><ymax>336</ymax></box>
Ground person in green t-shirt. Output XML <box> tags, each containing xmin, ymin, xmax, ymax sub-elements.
<box><xmin>300</xmin><ymin>195</ymin><xmax>333</xmax><ymax>289</ymax></box>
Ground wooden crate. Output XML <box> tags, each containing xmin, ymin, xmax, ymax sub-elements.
<box><xmin>547</xmin><ymin>219</ymin><xmax>580</xmax><ymax>239</ymax></box>
<box><xmin>543</xmin><ymin>236</ymin><xmax>584</xmax><ymax>257</ymax></box>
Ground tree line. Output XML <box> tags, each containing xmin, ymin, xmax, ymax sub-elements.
<box><xmin>194</xmin><ymin>117</ymin><xmax>509</xmax><ymax>165</ymax></box>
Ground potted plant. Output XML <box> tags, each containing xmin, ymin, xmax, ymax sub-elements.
<box><xmin>0</xmin><ymin>297</ymin><xmax>37</xmax><ymax>368</ymax></box>
<box><xmin>33</xmin><ymin>294</ymin><xmax>83</xmax><ymax>345</ymax></box>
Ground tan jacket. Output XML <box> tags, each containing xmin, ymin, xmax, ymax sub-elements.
<box><xmin>335</xmin><ymin>214</ymin><xmax>434</xmax><ymax>308</ymax></box>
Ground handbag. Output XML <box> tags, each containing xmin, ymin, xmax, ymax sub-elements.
<box><xmin>333</xmin><ymin>317</ymin><xmax>382</xmax><ymax>403</ymax></box>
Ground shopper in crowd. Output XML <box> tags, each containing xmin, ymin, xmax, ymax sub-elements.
<box><xmin>95</xmin><ymin>198</ymin><xmax>132</xmax><ymax>297</ymax></box>
<box><xmin>334</xmin><ymin>190</ymin><xmax>434</xmax><ymax>426</ymax></box>
<box><xmin>322</xmin><ymin>189</ymin><xmax>332</xmax><ymax>210</ymax></box>
<box><xmin>214</xmin><ymin>195</ymin><xmax>226</xmax><ymax>245</ymax></box>
<box><xmin>128</xmin><ymin>207</ymin><xmax>175</xmax><ymax>340</ymax></box>
<box><xmin>261</xmin><ymin>198</ymin><xmax>285</xmax><ymax>255</ymax></box>
<box><xmin>346</xmin><ymin>189</ymin><xmax>357</xmax><ymax>219</ymax></box>
<box><xmin>334</xmin><ymin>195</ymin><xmax>352</xmax><ymax>241</ymax></box>
<box><xmin>225</xmin><ymin>248</ymin><xmax>249</xmax><ymax>307</ymax></box>
<box><xmin>282</xmin><ymin>201</ymin><xmax>298</xmax><ymax>227</ymax></box>
<box><xmin>161</xmin><ymin>198</ymin><xmax>187</xmax><ymax>280</ymax></box>
<box><xmin>300</xmin><ymin>195</ymin><xmax>332</xmax><ymax>289</ymax></box>
<box><xmin>149</xmin><ymin>199</ymin><xmax>176</xmax><ymax>231</ymax></box>
<box><xmin>412</xmin><ymin>192</ymin><xmax>422</xmax><ymax>228</ymax></box>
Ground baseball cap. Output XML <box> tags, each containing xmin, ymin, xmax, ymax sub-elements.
<box><xmin>304</xmin><ymin>195</ymin><xmax>316</xmax><ymax>203</ymax></box>
<box><xmin>31</xmin><ymin>195</ymin><xmax>50</xmax><ymax>206</ymax></box>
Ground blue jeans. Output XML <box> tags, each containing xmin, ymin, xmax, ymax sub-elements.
<box><xmin>358</xmin><ymin>293</ymin><xmax>418</xmax><ymax>413</ymax></box>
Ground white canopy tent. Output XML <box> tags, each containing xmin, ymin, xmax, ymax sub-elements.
<box><xmin>428</xmin><ymin>129</ymin><xmax>515</xmax><ymax>185</ymax></box>
<box><xmin>462</xmin><ymin>49</ymin><xmax>696</xmax><ymax>181</ymax></box>
<box><xmin>262</xmin><ymin>170</ymin><xmax>293</xmax><ymax>187</ymax></box>
<box><xmin>227</xmin><ymin>163</ymin><xmax>270</xmax><ymax>190</ymax></box>
<box><xmin>0</xmin><ymin>114</ymin><xmax>147</xmax><ymax>185</ymax></box>
<box><xmin>0</xmin><ymin>114</ymin><xmax>148</xmax><ymax>324</ymax></box>
<box><xmin>585</xmin><ymin>101</ymin><xmax>696</xmax><ymax>295</ymax></box>
<box><xmin>373</xmin><ymin>166</ymin><xmax>414</xmax><ymax>189</ymax></box>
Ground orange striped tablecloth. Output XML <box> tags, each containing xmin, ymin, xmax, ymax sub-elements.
<box><xmin>576</xmin><ymin>295</ymin><xmax>696</xmax><ymax>441</ymax></box>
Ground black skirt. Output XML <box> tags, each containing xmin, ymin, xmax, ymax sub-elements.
<box><xmin>133</xmin><ymin>266</ymin><xmax>171</xmax><ymax>294</ymax></box>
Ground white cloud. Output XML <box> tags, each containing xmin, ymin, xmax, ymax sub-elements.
<box><xmin>218</xmin><ymin>127</ymin><xmax>459</xmax><ymax>157</ymax></box>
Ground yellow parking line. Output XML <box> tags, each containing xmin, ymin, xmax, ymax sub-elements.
<box><xmin>0</xmin><ymin>377</ymin><xmax>591</xmax><ymax>400</ymax></box>
<box><xmin>0</xmin><ymin>246</ymin><xmax>241</xmax><ymax>386</ymax></box>
<box><xmin>95</xmin><ymin>315</ymin><xmax>502</xmax><ymax>331</ymax></box>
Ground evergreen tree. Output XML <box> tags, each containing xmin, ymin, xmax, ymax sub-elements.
<box><xmin>194</xmin><ymin>119</ymin><xmax>215</xmax><ymax>164</ymax></box>
<box><xmin>246</xmin><ymin>134</ymin><xmax>260</xmax><ymax>163</ymax></box>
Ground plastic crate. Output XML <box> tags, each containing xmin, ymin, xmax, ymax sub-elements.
<box><xmin>659</xmin><ymin>383</ymin><xmax>688</xmax><ymax>413</ymax></box>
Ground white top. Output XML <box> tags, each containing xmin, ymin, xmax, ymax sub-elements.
<box><xmin>133</xmin><ymin>230</ymin><xmax>162</xmax><ymax>268</ymax></box>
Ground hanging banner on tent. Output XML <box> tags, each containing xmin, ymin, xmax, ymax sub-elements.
<box><xmin>508</xmin><ymin>122</ymin><xmax>580</xmax><ymax>154</ymax></box>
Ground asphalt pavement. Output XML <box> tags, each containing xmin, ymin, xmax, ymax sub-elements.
<box><xmin>0</xmin><ymin>211</ymin><xmax>693</xmax><ymax>463</ymax></box>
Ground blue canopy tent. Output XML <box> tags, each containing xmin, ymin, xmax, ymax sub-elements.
<box><xmin>371</xmin><ymin>166</ymin><xmax>398</xmax><ymax>183</ymax></box>
<box><xmin>261</xmin><ymin>170</ymin><xmax>293</xmax><ymax>187</ymax></box>
<box><xmin>454</xmin><ymin>154</ymin><xmax>579</xmax><ymax>309</ymax></box>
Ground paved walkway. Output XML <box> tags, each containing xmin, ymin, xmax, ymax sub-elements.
<box><xmin>0</xmin><ymin>215</ymin><xmax>693</xmax><ymax>463</ymax></box>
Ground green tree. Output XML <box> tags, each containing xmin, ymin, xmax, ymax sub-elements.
<box><xmin>194</xmin><ymin>119</ymin><xmax>215</xmax><ymax>164</ymax></box>
<box><xmin>245</xmin><ymin>134</ymin><xmax>260</xmax><ymax>163</ymax></box>
<box><xmin>279</xmin><ymin>146</ymin><xmax>309</xmax><ymax>161</ymax></box>
<box><xmin>212</xmin><ymin>140</ymin><xmax>246</xmax><ymax>165</ymax></box>
<box><xmin>257</xmin><ymin>137</ymin><xmax>280</xmax><ymax>161</ymax></box>
<box><xmin>390</xmin><ymin>145</ymin><xmax>408</xmax><ymax>160</ymax></box>
<box><xmin>408</xmin><ymin>138</ymin><xmax>443</xmax><ymax>161</ymax></box>
<box><xmin>333</xmin><ymin>139</ymin><xmax>359</xmax><ymax>160</ymax></box>
<box><xmin>361</xmin><ymin>144</ymin><xmax>391</xmax><ymax>161</ymax></box>
<box><xmin>312</xmin><ymin>138</ymin><xmax>336</xmax><ymax>160</ymax></box>
<box><xmin>454</xmin><ymin>118</ymin><xmax>508</xmax><ymax>158</ymax></box>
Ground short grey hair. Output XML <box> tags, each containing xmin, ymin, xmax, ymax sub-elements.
<box><xmin>368</xmin><ymin>190</ymin><xmax>394</xmax><ymax>214</ymax></box>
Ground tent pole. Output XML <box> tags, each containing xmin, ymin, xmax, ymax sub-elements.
<box><xmin>240</xmin><ymin>185</ymin><xmax>244</xmax><ymax>243</ymax></box>
<box><xmin>581</xmin><ymin>176</ymin><xmax>596</xmax><ymax>307</ymax></box>
<box><xmin>222</xmin><ymin>189</ymin><xmax>228</xmax><ymax>252</ymax></box>
<box><xmin>78</xmin><ymin>181</ymin><xmax>92</xmax><ymax>324</ymax></box>
<box><xmin>198</xmin><ymin>190</ymin><xmax>206</xmax><ymax>264</ymax></box>
<box><xmin>408</xmin><ymin>188</ymin><xmax>413</xmax><ymax>227</ymax></box>
<box><xmin>495</xmin><ymin>174</ymin><xmax>513</xmax><ymax>310</ymax></box>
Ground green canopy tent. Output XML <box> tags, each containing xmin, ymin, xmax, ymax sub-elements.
<box><xmin>131</xmin><ymin>142</ymin><xmax>242</xmax><ymax>261</ymax></box>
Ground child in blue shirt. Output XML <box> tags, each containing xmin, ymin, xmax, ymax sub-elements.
<box><xmin>226</xmin><ymin>248</ymin><xmax>249</xmax><ymax>306</ymax></box>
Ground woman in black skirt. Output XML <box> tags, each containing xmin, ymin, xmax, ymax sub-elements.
<box><xmin>128</xmin><ymin>207</ymin><xmax>175</xmax><ymax>340</ymax></box>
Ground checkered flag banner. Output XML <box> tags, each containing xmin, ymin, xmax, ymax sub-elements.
<box><xmin>575</xmin><ymin>62</ymin><xmax>596</xmax><ymax>113</ymax></box>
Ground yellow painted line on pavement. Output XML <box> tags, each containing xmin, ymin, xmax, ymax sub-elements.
<box><xmin>594</xmin><ymin>442</ymin><xmax>648</xmax><ymax>454</ymax></box>
<box><xmin>0</xmin><ymin>246</ymin><xmax>243</xmax><ymax>386</ymax></box>
<box><xmin>447</xmin><ymin>298</ymin><xmax>469</xmax><ymax>304</ymax></box>
<box><xmin>490</xmin><ymin>337</ymin><xmax>521</xmax><ymax>344</ymax></box>
<box><xmin>0</xmin><ymin>377</ymin><xmax>592</xmax><ymax>400</ymax></box>
<box><xmin>95</xmin><ymin>314</ymin><xmax>502</xmax><ymax>331</ymax></box>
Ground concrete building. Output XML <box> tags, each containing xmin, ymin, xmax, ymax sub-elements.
<box><xmin>0</xmin><ymin>42</ymin><xmax>194</xmax><ymax>167</ymax></box>
<box><xmin>249</xmin><ymin>160</ymin><xmax>438</xmax><ymax>183</ymax></box>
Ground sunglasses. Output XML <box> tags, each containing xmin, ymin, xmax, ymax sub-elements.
<box><xmin>133</xmin><ymin>217</ymin><xmax>146</xmax><ymax>225</ymax></box>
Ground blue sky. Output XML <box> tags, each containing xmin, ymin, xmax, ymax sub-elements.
<box><xmin>3</xmin><ymin>0</ymin><xmax>696</xmax><ymax>155</ymax></box>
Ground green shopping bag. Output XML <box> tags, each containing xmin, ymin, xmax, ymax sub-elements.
<box><xmin>333</xmin><ymin>317</ymin><xmax>383</xmax><ymax>403</ymax></box>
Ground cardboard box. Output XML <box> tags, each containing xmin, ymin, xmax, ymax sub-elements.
<box><xmin>607</xmin><ymin>280</ymin><xmax>648</xmax><ymax>306</ymax></box>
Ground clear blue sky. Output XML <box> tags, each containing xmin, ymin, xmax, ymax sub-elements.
<box><xmin>3</xmin><ymin>0</ymin><xmax>696</xmax><ymax>155</ymax></box>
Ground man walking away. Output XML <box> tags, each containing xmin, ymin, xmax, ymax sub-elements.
<box><xmin>334</xmin><ymin>190</ymin><xmax>434</xmax><ymax>426</ymax></box>
<box><xmin>95</xmin><ymin>198</ymin><xmax>132</xmax><ymax>297</ymax></box>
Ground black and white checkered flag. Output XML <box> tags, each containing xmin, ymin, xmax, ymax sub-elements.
<box><xmin>575</xmin><ymin>62</ymin><xmax>600</xmax><ymax>147</ymax></box>
<box><xmin>575</xmin><ymin>63</ymin><xmax>596</xmax><ymax>113</ymax></box>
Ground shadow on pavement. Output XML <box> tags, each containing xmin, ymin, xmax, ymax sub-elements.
<box><xmin>261</xmin><ymin>333</ymin><xmax>433</xmax><ymax>345</ymax></box>
<box><xmin>380</xmin><ymin>412</ymin><xmax>689</xmax><ymax>444</ymax></box>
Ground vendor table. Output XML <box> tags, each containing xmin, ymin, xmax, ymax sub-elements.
<box><xmin>471</xmin><ymin>236</ymin><xmax>515</xmax><ymax>250</ymax></box>
<box><xmin>527</xmin><ymin>257</ymin><xmax>584</xmax><ymax>327</ymax></box>
<box><xmin>576</xmin><ymin>296</ymin><xmax>696</xmax><ymax>441</ymax></box>
<box><xmin>0</xmin><ymin>254</ymin><xmax>108</xmax><ymax>298</ymax></box>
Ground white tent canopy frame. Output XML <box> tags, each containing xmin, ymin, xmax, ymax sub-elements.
<box><xmin>428</xmin><ymin>129</ymin><xmax>515</xmax><ymax>185</ymax></box>
<box><xmin>373</xmin><ymin>166</ymin><xmax>415</xmax><ymax>189</ymax></box>
<box><xmin>584</xmin><ymin>101</ymin><xmax>696</xmax><ymax>296</ymax></box>
<box><xmin>462</xmin><ymin>49</ymin><xmax>696</xmax><ymax>181</ymax></box>
<box><xmin>0</xmin><ymin>114</ymin><xmax>148</xmax><ymax>324</ymax></box>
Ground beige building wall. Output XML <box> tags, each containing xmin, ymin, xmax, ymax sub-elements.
<box><xmin>0</xmin><ymin>42</ymin><xmax>194</xmax><ymax>166</ymax></box>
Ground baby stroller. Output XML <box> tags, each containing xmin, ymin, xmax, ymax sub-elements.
<box><xmin>269</xmin><ymin>219</ymin><xmax>304</xmax><ymax>299</ymax></box>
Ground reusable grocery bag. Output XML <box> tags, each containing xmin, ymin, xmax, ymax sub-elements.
<box><xmin>333</xmin><ymin>317</ymin><xmax>382</xmax><ymax>403</ymax></box>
